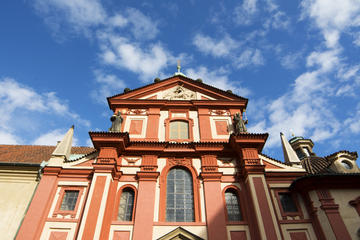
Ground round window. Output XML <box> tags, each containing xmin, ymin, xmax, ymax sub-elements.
<box><xmin>341</xmin><ymin>160</ymin><xmax>352</xmax><ymax>170</ymax></box>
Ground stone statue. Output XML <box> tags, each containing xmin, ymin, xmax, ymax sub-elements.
<box><xmin>233</xmin><ymin>112</ymin><xmax>248</xmax><ymax>134</ymax></box>
<box><xmin>109</xmin><ymin>111</ymin><xmax>123</xmax><ymax>132</ymax></box>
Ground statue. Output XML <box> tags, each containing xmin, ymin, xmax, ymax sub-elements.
<box><xmin>233</xmin><ymin>112</ymin><xmax>248</xmax><ymax>134</ymax></box>
<box><xmin>109</xmin><ymin>111</ymin><xmax>123</xmax><ymax>132</ymax></box>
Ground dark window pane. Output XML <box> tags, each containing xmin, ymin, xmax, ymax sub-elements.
<box><xmin>166</xmin><ymin>168</ymin><xmax>194</xmax><ymax>222</ymax></box>
<box><xmin>225</xmin><ymin>190</ymin><xmax>242</xmax><ymax>221</ymax></box>
<box><xmin>60</xmin><ymin>190</ymin><xmax>79</xmax><ymax>211</ymax></box>
<box><xmin>279</xmin><ymin>193</ymin><xmax>298</xmax><ymax>213</ymax></box>
<box><xmin>118</xmin><ymin>189</ymin><xmax>135</xmax><ymax>221</ymax></box>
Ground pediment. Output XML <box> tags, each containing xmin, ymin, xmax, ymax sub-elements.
<box><xmin>108</xmin><ymin>75</ymin><xmax>247</xmax><ymax>102</ymax></box>
<box><xmin>157</xmin><ymin>227</ymin><xmax>204</xmax><ymax>240</ymax></box>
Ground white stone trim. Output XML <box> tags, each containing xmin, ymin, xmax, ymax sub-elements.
<box><xmin>209</xmin><ymin>116</ymin><xmax>233</xmax><ymax>139</ymax></box>
<box><xmin>124</xmin><ymin>115</ymin><xmax>148</xmax><ymax>138</ymax></box>
<box><xmin>109</xmin><ymin>225</ymin><xmax>134</xmax><ymax>240</ymax></box>
<box><xmin>58</xmin><ymin>181</ymin><xmax>89</xmax><ymax>186</ymax></box>
<box><xmin>40</xmin><ymin>222</ymin><xmax>77</xmax><ymax>240</ymax></box>
<box><xmin>226</xmin><ymin>225</ymin><xmax>250</xmax><ymax>240</ymax></box>
<box><xmin>189</xmin><ymin>111</ymin><xmax>200</xmax><ymax>142</ymax></box>
<box><xmin>93</xmin><ymin>174</ymin><xmax>112</xmax><ymax>239</ymax></box>
<box><xmin>158</xmin><ymin>111</ymin><xmax>168</xmax><ymax>141</ymax></box>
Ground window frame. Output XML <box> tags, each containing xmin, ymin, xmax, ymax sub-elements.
<box><xmin>165</xmin><ymin>167</ymin><xmax>195</xmax><ymax>222</ymax></box>
<box><xmin>274</xmin><ymin>190</ymin><xmax>303</xmax><ymax>219</ymax></box>
<box><xmin>222</xmin><ymin>186</ymin><xmax>247</xmax><ymax>225</ymax></box>
<box><xmin>159</xmin><ymin>159</ymin><xmax>201</xmax><ymax>223</ymax></box>
<box><xmin>165</xmin><ymin>110</ymin><xmax>194</xmax><ymax>142</ymax></box>
<box><xmin>113</xmin><ymin>184</ymin><xmax>137</xmax><ymax>223</ymax></box>
<box><xmin>53</xmin><ymin>186</ymin><xmax>84</xmax><ymax>218</ymax></box>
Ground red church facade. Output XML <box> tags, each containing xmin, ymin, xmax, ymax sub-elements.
<box><xmin>15</xmin><ymin>75</ymin><xmax>360</xmax><ymax>240</ymax></box>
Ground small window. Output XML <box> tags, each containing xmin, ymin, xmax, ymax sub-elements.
<box><xmin>118</xmin><ymin>189</ymin><xmax>135</xmax><ymax>221</ymax></box>
<box><xmin>295</xmin><ymin>148</ymin><xmax>305</xmax><ymax>159</ymax></box>
<box><xmin>341</xmin><ymin>160</ymin><xmax>353</xmax><ymax>169</ymax></box>
<box><xmin>225</xmin><ymin>189</ymin><xmax>242</xmax><ymax>221</ymax></box>
<box><xmin>169</xmin><ymin>121</ymin><xmax>189</xmax><ymax>140</ymax></box>
<box><xmin>279</xmin><ymin>193</ymin><xmax>298</xmax><ymax>212</ymax></box>
<box><xmin>60</xmin><ymin>190</ymin><xmax>79</xmax><ymax>211</ymax></box>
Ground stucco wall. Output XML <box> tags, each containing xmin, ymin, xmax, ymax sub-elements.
<box><xmin>0</xmin><ymin>166</ymin><xmax>38</xmax><ymax>240</ymax></box>
<box><xmin>330</xmin><ymin>189</ymin><xmax>360</xmax><ymax>239</ymax></box>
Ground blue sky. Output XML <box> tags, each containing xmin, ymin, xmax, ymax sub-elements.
<box><xmin>1</xmin><ymin>0</ymin><xmax>360</xmax><ymax>162</ymax></box>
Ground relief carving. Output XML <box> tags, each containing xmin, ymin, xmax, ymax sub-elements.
<box><xmin>163</xmin><ymin>85</ymin><xmax>196</xmax><ymax>100</ymax></box>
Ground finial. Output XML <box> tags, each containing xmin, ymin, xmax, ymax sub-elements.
<box><xmin>177</xmin><ymin>60</ymin><xmax>181</xmax><ymax>73</ymax></box>
<box><xmin>290</xmin><ymin>129</ymin><xmax>295</xmax><ymax>137</ymax></box>
<box><xmin>174</xmin><ymin>60</ymin><xmax>186</xmax><ymax>77</ymax></box>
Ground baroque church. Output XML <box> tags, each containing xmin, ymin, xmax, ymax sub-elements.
<box><xmin>1</xmin><ymin>72</ymin><xmax>360</xmax><ymax>240</ymax></box>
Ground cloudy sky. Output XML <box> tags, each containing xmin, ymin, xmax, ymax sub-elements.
<box><xmin>1</xmin><ymin>0</ymin><xmax>360</xmax><ymax>161</ymax></box>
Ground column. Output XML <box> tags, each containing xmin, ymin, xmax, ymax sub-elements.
<box><xmin>200</xmin><ymin>155</ymin><xmax>227</xmax><ymax>240</ymax></box>
<box><xmin>132</xmin><ymin>155</ymin><xmax>159</xmax><ymax>240</ymax></box>
<box><xmin>198</xmin><ymin>108</ymin><xmax>212</xmax><ymax>141</ymax></box>
<box><xmin>317</xmin><ymin>189</ymin><xmax>352</xmax><ymax>240</ymax></box>
<box><xmin>146</xmin><ymin>108</ymin><xmax>160</xmax><ymax>141</ymax></box>
<box><xmin>16</xmin><ymin>167</ymin><xmax>61</xmax><ymax>240</ymax></box>
<box><xmin>77</xmin><ymin>147</ymin><xmax>116</xmax><ymax>240</ymax></box>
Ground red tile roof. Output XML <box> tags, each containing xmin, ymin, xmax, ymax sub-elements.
<box><xmin>0</xmin><ymin>145</ymin><xmax>95</xmax><ymax>164</ymax></box>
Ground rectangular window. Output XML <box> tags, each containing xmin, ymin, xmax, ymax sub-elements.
<box><xmin>60</xmin><ymin>190</ymin><xmax>79</xmax><ymax>211</ymax></box>
<box><xmin>169</xmin><ymin>121</ymin><xmax>189</xmax><ymax>140</ymax></box>
<box><xmin>279</xmin><ymin>192</ymin><xmax>298</xmax><ymax>213</ymax></box>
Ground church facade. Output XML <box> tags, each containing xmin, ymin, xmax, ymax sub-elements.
<box><xmin>13</xmin><ymin>74</ymin><xmax>360</xmax><ymax>240</ymax></box>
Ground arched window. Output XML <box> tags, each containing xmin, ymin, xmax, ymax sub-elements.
<box><xmin>225</xmin><ymin>189</ymin><xmax>242</xmax><ymax>221</ymax></box>
<box><xmin>166</xmin><ymin>168</ymin><xmax>194</xmax><ymax>222</ymax></box>
<box><xmin>169</xmin><ymin>121</ymin><xmax>189</xmax><ymax>140</ymax></box>
<box><xmin>118</xmin><ymin>188</ymin><xmax>135</xmax><ymax>221</ymax></box>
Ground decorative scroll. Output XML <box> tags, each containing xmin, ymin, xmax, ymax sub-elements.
<box><xmin>168</xmin><ymin>158</ymin><xmax>192</xmax><ymax>168</ymax></box>
<box><xmin>209</xmin><ymin>110</ymin><xmax>230</xmax><ymax>116</ymax></box>
<box><xmin>127</xmin><ymin>109</ymin><xmax>147</xmax><ymax>115</ymax></box>
<box><xmin>123</xmin><ymin>157</ymin><xmax>140</xmax><ymax>165</ymax></box>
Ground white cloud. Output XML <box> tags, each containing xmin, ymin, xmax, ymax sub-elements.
<box><xmin>301</xmin><ymin>0</ymin><xmax>360</xmax><ymax>48</ymax></box>
<box><xmin>235</xmin><ymin>49</ymin><xmax>264</xmax><ymax>69</ymax></box>
<box><xmin>233</xmin><ymin>0</ymin><xmax>257</xmax><ymax>25</ymax></box>
<box><xmin>185</xmin><ymin>66</ymin><xmax>251</xmax><ymax>97</ymax></box>
<box><xmin>34</xmin><ymin>0</ymin><xmax>107</xmax><ymax>36</ymax></box>
<box><xmin>99</xmin><ymin>34</ymin><xmax>173</xmax><ymax>81</ymax></box>
<box><xmin>0</xmin><ymin>131</ymin><xmax>20</xmax><ymax>145</ymax></box>
<box><xmin>193</xmin><ymin>34</ymin><xmax>238</xmax><ymax>58</ymax></box>
<box><xmin>280</xmin><ymin>51</ymin><xmax>303</xmax><ymax>69</ymax></box>
<box><xmin>126</xmin><ymin>8</ymin><xmax>159</xmax><ymax>40</ymax></box>
<box><xmin>344</xmin><ymin>104</ymin><xmax>360</xmax><ymax>133</ymax></box>
<box><xmin>108</xmin><ymin>14</ymin><xmax>128</xmax><ymax>28</ymax></box>
<box><xmin>91</xmin><ymin>70</ymin><xmax>126</xmax><ymax>103</ymax></box>
<box><xmin>0</xmin><ymin>77</ymin><xmax>90</xmax><ymax>144</ymax></box>
<box><xmin>33</xmin><ymin>128</ymin><xmax>78</xmax><ymax>146</ymax></box>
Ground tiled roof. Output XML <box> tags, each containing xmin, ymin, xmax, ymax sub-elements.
<box><xmin>301</xmin><ymin>156</ymin><xmax>333</xmax><ymax>174</ymax></box>
<box><xmin>0</xmin><ymin>145</ymin><xmax>95</xmax><ymax>164</ymax></box>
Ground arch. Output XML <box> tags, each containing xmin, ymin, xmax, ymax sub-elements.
<box><xmin>113</xmin><ymin>184</ymin><xmax>137</xmax><ymax>222</ymax></box>
<box><xmin>222</xmin><ymin>185</ymin><xmax>245</xmax><ymax>223</ymax></box>
<box><xmin>159</xmin><ymin>159</ymin><xmax>201</xmax><ymax>222</ymax></box>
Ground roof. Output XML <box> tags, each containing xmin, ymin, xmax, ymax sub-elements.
<box><xmin>0</xmin><ymin>145</ymin><xmax>95</xmax><ymax>164</ymax></box>
<box><xmin>107</xmin><ymin>74</ymin><xmax>248</xmax><ymax>102</ymax></box>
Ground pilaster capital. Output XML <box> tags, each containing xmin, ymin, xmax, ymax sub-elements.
<box><xmin>136</xmin><ymin>171</ymin><xmax>159</xmax><ymax>181</ymax></box>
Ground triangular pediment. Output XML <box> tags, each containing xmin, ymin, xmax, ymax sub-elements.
<box><xmin>108</xmin><ymin>75</ymin><xmax>247</xmax><ymax>102</ymax></box>
<box><xmin>157</xmin><ymin>227</ymin><xmax>204</xmax><ymax>240</ymax></box>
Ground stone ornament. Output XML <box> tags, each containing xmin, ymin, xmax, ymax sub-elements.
<box><xmin>163</xmin><ymin>85</ymin><xmax>196</xmax><ymax>100</ymax></box>
<box><xmin>109</xmin><ymin>111</ymin><xmax>123</xmax><ymax>132</ymax></box>
<box><xmin>233</xmin><ymin>112</ymin><xmax>248</xmax><ymax>134</ymax></box>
